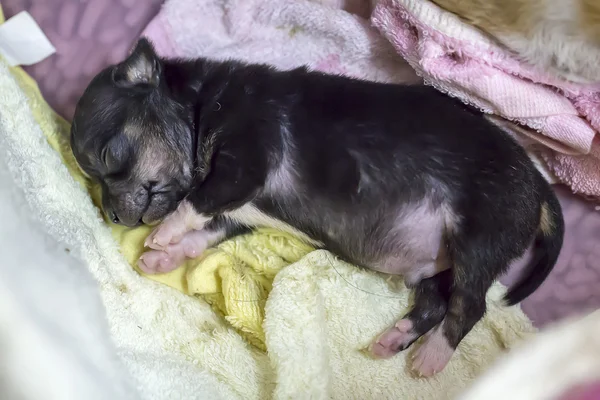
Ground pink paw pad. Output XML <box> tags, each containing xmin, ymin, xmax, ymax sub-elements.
<box><xmin>144</xmin><ymin>200</ymin><xmax>208</xmax><ymax>250</ymax></box>
<box><xmin>371</xmin><ymin>319</ymin><xmax>417</xmax><ymax>359</ymax></box>
<box><xmin>411</xmin><ymin>326</ymin><xmax>455</xmax><ymax>377</ymax></box>
<box><xmin>138</xmin><ymin>250</ymin><xmax>180</xmax><ymax>274</ymax></box>
<box><xmin>138</xmin><ymin>230</ymin><xmax>213</xmax><ymax>274</ymax></box>
<box><xmin>144</xmin><ymin>218</ymin><xmax>186</xmax><ymax>250</ymax></box>
<box><xmin>179</xmin><ymin>230</ymin><xmax>211</xmax><ymax>258</ymax></box>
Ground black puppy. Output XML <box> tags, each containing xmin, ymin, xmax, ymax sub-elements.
<box><xmin>71</xmin><ymin>39</ymin><xmax>564</xmax><ymax>376</ymax></box>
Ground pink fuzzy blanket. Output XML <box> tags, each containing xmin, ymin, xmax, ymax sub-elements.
<box><xmin>372</xmin><ymin>0</ymin><xmax>600</xmax><ymax>200</ymax></box>
<box><xmin>142</xmin><ymin>0</ymin><xmax>417</xmax><ymax>85</ymax></box>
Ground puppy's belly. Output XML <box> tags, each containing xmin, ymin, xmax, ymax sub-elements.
<box><xmin>223</xmin><ymin>203</ymin><xmax>323</xmax><ymax>247</ymax></box>
<box><xmin>225</xmin><ymin>201</ymin><xmax>451</xmax><ymax>286</ymax></box>
<box><xmin>366</xmin><ymin>204</ymin><xmax>451</xmax><ymax>286</ymax></box>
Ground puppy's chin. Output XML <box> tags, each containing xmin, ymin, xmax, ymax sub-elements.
<box><xmin>141</xmin><ymin>212</ymin><xmax>169</xmax><ymax>227</ymax></box>
<box><xmin>142</xmin><ymin>218</ymin><xmax>162</xmax><ymax>227</ymax></box>
<box><xmin>141</xmin><ymin>212</ymin><xmax>168</xmax><ymax>226</ymax></box>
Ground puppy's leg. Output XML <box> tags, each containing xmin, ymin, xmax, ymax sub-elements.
<box><xmin>371</xmin><ymin>269</ymin><xmax>451</xmax><ymax>358</ymax></box>
<box><xmin>139</xmin><ymin>230</ymin><xmax>220</xmax><ymax>274</ymax></box>
<box><xmin>139</xmin><ymin>217</ymin><xmax>248</xmax><ymax>274</ymax></box>
<box><xmin>145</xmin><ymin>200</ymin><xmax>211</xmax><ymax>250</ymax></box>
<box><xmin>411</xmin><ymin>240</ymin><xmax>498</xmax><ymax>377</ymax></box>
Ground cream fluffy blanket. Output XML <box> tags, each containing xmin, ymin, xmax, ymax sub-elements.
<box><xmin>0</xmin><ymin>28</ymin><xmax>535</xmax><ymax>400</ymax></box>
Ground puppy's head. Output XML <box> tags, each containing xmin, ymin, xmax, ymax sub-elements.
<box><xmin>71</xmin><ymin>39</ymin><xmax>194</xmax><ymax>226</ymax></box>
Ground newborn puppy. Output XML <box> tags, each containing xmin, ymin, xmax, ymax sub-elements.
<box><xmin>429</xmin><ymin>0</ymin><xmax>600</xmax><ymax>83</ymax></box>
<box><xmin>71</xmin><ymin>39</ymin><xmax>564</xmax><ymax>376</ymax></box>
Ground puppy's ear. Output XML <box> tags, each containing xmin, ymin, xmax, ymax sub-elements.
<box><xmin>112</xmin><ymin>38</ymin><xmax>161</xmax><ymax>88</ymax></box>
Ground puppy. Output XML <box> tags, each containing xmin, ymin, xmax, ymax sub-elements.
<box><xmin>429</xmin><ymin>0</ymin><xmax>600</xmax><ymax>83</ymax></box>
<box><xmin>70</xmin><ymin>39</ymin><xmax>564</xmax><ymax>376</ymax></box>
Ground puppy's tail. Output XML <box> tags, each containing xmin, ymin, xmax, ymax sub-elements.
<box><xmin>504</xmin><ymin>183</ymin><xmax>565</xmax><ymax>306</ymax></box>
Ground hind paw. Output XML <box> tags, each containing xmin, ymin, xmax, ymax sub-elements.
<box><xmin>370</xmin><ymin>319</ymin><xmax>419</xmax><ymax>358</ymax></box>
<box><xmin>411</xmin><ymin>325</ymin><xmax>454</xmax><ymax>377</ymax></box>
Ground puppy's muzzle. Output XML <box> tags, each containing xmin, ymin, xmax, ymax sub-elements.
<box><xmin>105</xmin><ymin>206</ymin><xmax>144</xmax><ymax>227</ymax></box>
<box><xmin>103</xmin><ymin>187</ymin><xmax>151</xmax><ymax>227</ymax></box>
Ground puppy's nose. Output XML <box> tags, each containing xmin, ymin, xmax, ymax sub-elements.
<box><xmin>110</xmin><ymin>210</ymin><xmax>144</xmax><ymax>227</ymax></box>
<box><xmin>109</xmin><ymin>211</ymin><xmax>120</xmax><ymax>224</ymax></box>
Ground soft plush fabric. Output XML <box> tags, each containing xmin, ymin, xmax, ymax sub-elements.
<box><xmin>0</xmin><ymin>22</ymin><xmax>536</xmax><ymax>400</ymax></box>
<box><xmin>112</xmin><ymin>221</ymin><xmax>315</xmax><ymax>350</ymax></box>
<box><xmin>0</xmin><ymin>38</ymin><xmax>139</xmax><ymax>400</ymax></box>
<box><xmin>459</xmin><ymin>310</ymin><xmax>600</xmax><ymax>400</ymax></box>
<box><xmin>142</xmin><ymin>0</ymin><xmax>419</xmax><ymax>83</ymax></box>
<box><xmin>371</xmin><ymin>0</ymin><xmax>600</xmax><ymax>200</ymax></box>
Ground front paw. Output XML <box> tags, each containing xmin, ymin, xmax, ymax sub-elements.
<box><xmin>144</xmin><ymin>217</ymin><xmax>185</xmax><ymax>251</ymax></box>
<box><xmin>370</xmin><ymin>319</ymin><xmax>418</xmax><ymax>358</ymax></box>
<box><xmin>410</xmin><ymin>325</ymin><xmax>454</xmax><ymax>377</ymax></box>
<box><xmin>138</xmin><ymin>249</ymin><xmax>179</xmax><ymax>274</ymax></box>
<box><xmin>144</xmin><ymin>200</ymin><xmax>208</xmax><ymax>250</ymax></box>
<box><xmin>139</xmin><ymin>229</ymin><xmax>213</xmax><ymax>274</ymax></box>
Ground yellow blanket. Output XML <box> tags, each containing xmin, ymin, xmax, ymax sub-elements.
<box><xmin>112</xmin><ymin>224</ymin><xmax>314</xmax><ymax>349</ymax></box>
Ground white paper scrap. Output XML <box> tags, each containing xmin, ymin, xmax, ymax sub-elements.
<box><xmin>0</xmin><ymin>11</ymin><xmax>56</xmax><ymax>67</ymax></box>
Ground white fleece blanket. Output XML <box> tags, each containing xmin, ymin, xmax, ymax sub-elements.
<box><xmin>0</xmin><ymin>93</ymin><xmax>139</xmax><ymax>400</ymax></box>
<box><xmin>0</xmin><ymin>51</ymin><xmax>536</xmax><ymax>400</ymax></box>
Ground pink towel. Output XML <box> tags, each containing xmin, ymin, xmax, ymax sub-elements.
<box><xmin>372</xmin><ymin>0</ymin><xmax>600</xmax><ymax>200</ymax></box>
<box><xmin>142</xmin><ymin>0</ymin><xmax>418</xmax><ymax>86</ymax></box>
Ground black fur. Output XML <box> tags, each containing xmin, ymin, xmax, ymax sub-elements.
<box><xmin>71</xmin><ymin>39</ymin><xmax>564</xmax><ymax>365</ymax></box>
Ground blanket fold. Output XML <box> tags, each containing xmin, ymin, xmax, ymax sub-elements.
<box><xmin>372</xmin><ymin>0</ymin><xmax>600</xmax><ymax>199</ymax></box>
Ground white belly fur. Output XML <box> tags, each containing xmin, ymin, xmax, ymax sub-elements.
<box><xmin>224</xmin><ymin>204</ymin><xmax>323</xmax><ymax>247</ymax></box>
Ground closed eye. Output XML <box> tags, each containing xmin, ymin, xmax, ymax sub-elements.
<box><xmin>100</xmin><ymin>147</ymin><xmax>109</xmax><ymax>168</ymax></box>
<box><xmin>101</xmin><ymin>137</ymin><xmax>129</xmax><ymax>174</ymax></box>
<box><xmin>100</xmin><ymin>146</ymin><xmax>119</xmax><ymax>174</ymax></box>
<box><xmin>148</xmin><ymin>183</ymin><xmax>171</xmax><ymax>195</ymax></box>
